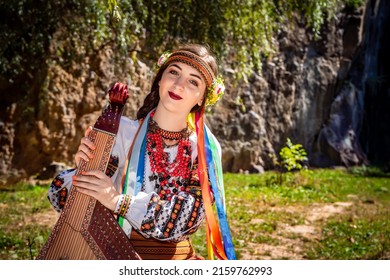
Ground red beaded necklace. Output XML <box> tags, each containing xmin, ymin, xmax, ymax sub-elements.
<box><xmin>146</xmin><ymin>113</ymin><xmax>192</xmax><ymax>200</ymax></box>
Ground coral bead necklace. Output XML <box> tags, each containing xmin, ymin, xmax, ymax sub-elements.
<box><xmin>146</xmin><ymin>113</ymin><xmax>192</xmax><ymax>200</ymax></box>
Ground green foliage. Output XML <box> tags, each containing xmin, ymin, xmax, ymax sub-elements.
<box><xmin>0</xmin><ymin>0</ymin><xmax>59</xmax><ymax>82</ymax></box>
<box><xmin>279</xmin><ymin>138</ymin><xmax>308</xmax><ymax>171</ymax></box>
<box><xmin>299</xmin><ymin>0</ymin><xmax>341</xmax><ymax>39</ymax></box>
<box><xmin>345</xmin><ymin>0</ymin><xmax>365</xmax><ymax>9</ymax></box>
<box><xmin>1</xmin><ymin>0</ymin><xmax>360</xmax><ymax>87</ymax></box>
<box><xmin>271</xmin><ymin>138</ymin><xmax>308</xmax><ymax>172</ymax></box>
<box><xmin>268</xmin><ymin>138</ymin><xmax>308</xmax><ymax>186</ymax></box>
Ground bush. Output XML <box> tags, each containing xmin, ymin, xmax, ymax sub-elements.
<box><xmin>271</xmin><ymin>138</ymin><xmax>308</xmax><ymax>172</ymax></box>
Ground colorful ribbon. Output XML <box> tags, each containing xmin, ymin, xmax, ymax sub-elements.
<box><xmin>195</xmin><ymin>109</ymin><xmax>236</xmax><ymax>260</ymax></box>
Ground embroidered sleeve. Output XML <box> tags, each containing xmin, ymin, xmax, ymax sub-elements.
<box><xmin>46</xmin><ymin>117</ymin><xmax>138</xmax><ymax>214</ymax></box>
<box><xmin>47</xmin><ymin>169</ymin><xmax>76</xmax><ymax>212</ymax></box>
<box><xmin>127</xmin><ymin>187</ymin><xmax>205</xmax><ymax>242</ymax></box>
<box><xmin>47</xmin><ymin>155</ymin><xmax>120</xmax><ymax>213</ymax></box>
<box><xmin>124</xmin><ymin>159</ymin><xmax>207</xmax><ymax>242</ymax></box>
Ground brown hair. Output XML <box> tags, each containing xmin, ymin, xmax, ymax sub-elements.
<box><xmin>136</xmin><ymin>44</ymin><xmax>218</xmax><ymax>120</ymax></box>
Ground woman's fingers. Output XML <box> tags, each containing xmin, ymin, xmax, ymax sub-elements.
<box><xmin>80</xmin><ymin>136</ymin><xmax>96</xmax><ymax>151</ymax></box>
<box><xmin>73</xmin><ymin>171</ymin><xmax>109</xmax><ymax>190</ymax></box>
<box><xmin>73</xmin><ymin>174</ymin><xmax>98</xmax><ymax>188</ymax></box>
<box><xmin>84</xmin><ymin>126</ymin><xmax>92</xmax><ymax>137</ymax></box>
<box><xmin>81</xmin><ymin>170</ymin><xmax>104</xmax><ymax>179</ymax></box>
<box><xmin>75</xmin><ymin>144</ymin><xmax>94</xmax><ymax>167</ymax></box>
<box><xmin>72</xmin><ymin>170</ymin><xmax>120</xmax><ymax>211</ymax></box>
<box><xmin>75</xmin><ymin>127</ymin><xmax>96</xmax><ymax>167</ymax></box>
<box><xmin>78</xmin><ymin>143</ymin><xmax>95</xmax><ymax>159</ymax></box>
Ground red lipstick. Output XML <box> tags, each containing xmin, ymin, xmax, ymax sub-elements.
<box><xmin>168</xmin><ymin>91</ymin><xmax>182</xmax><ymax>100</ymax></box>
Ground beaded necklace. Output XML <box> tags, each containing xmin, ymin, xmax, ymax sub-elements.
<box><xmin>152</xmin><ymin>121</ymin><xmax>189</xmax><ymax>141</ymax></box>
<box><xmin>146</xmin><ymin>113</ymin><xmax>192</xmax><ymax>200</ymax></box>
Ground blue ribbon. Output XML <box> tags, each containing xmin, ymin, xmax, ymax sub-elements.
<box><xmin>204</xmin><ymin>126</ymin><xmax>236</xmax><ymax>260</ymax></box>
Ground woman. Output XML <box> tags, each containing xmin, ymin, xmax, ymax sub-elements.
<box><xmin>48</xmin><ymin>43</ymin><xmax>236</xmax><ymax>260</ymax></box>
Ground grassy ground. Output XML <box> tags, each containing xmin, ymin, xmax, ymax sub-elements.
<box><xmin>0</xmin><ymin>167</ymin><xmax>389</xmax><ymax>260</ymax></box>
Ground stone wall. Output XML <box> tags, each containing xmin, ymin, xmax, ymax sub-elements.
<box><xmin>1</xmin><ymin>0</ymin><xmax>388</xmax><ymax>185</ymax></box>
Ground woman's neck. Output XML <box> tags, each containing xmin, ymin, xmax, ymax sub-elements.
<box><xmin>152</xmin><ymin>107</ymin><xmax>188</xmax><ymax>132</ymax></box>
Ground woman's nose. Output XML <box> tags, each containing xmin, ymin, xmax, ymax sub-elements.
<box><xmin>174</xmin><ymin>76</ymin><xmax>185</xmax><ymax>89</ymax></box>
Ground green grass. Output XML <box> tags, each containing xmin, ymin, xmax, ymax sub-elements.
<box><xmin>1</xmin><ymin>168</ymin><xmax>389</xmax><ymax>260</ymax></box>
<box><xmin>0</xmin><ymin>183</ymin><xmax>52</xmax><ymax>259</ymax></box>
<box><xmin>193</xmin><ymin>168</ymin><xmax>390</xmax><ymax>259</ymax></box>
<box><xmin>306</xmin><ymin>213</ymin><xmax>390</xmax><ymax>259</ymax></box>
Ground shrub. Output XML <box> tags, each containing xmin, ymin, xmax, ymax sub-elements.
<box><xmin>271</xmin><ymin>138</ymin><xmax>308</xmax><ymax>172</ymax></box>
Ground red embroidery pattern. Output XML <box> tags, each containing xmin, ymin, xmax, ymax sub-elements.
<box><xmin>141</xmin><ymin>195</ymin><xmax>161</xmax><ymax>232</ymax></box>
<box><xmin>189</xmin><ymin>159</ymin><xmax>201</xmax><ymax>186</ymax></box>
<box><xmin>163</xmin><ymin>196</ymin><xmax>184</xmax><ymax>238</ymax></box>
<box><xmin>105</xmin><ymin>155</ymin><xmax>119</xmax><ymax>178</ymax></box>
<box><xmin>59</xmin><ymin>187</ymin><xmax>68</xmax><ymax>209</ymax></box>
<box><xmin>140</xmin><ymin>153</ymin><xmax>207</xmax><ymax>239</ymax></box>
<box><xmin>52</xmin><ymin>175</ymin><xmax>64</xmax><ymax>190</ymax></box>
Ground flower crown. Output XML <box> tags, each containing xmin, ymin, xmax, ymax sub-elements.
<box><xmin>157</xmin><ymin>51</ymin><xmax>225</xmax><ymax>106</ymax></box>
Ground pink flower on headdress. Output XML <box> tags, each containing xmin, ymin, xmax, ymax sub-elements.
<box><xmin>157</xmin><ymin>51</ymin><xmax>171</xmax><ymax>68</ymax></box>
<box><xmin>206</xmin><ymin>76</ymin><xmax>225</xmax><ymax>106</ymax></box>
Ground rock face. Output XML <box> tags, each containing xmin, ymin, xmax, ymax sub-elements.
<box><xmin>214</xmin><ymin>0</ymin><xmax>390</xmax><ymax>172</ymax></box>
<box><xmin>0</xmin><ymin>0</ymin><xmax>389</xmax><ymax>185</ymax></box>
<box><xmin>312</xmin><ymin>0</ymin><xmax>390</xmax><ymax>168</ymax></box>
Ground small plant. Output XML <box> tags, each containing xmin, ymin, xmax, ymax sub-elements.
<box><xmin>269</xmin><ymin>138</ymin><xmax>308</xmax><ymax>185</ymax></box>
<box><xmin>279</xmin><ymin>138</ymin><xmax>308</xmax><ymax>172</ymax></box>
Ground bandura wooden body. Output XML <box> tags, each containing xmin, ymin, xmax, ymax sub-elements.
<box><xmin>37</xmin><ymin>83</ymin><xmax>141</xmax><ymax>260</ymax></box>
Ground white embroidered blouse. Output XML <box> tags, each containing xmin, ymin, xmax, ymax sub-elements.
<box><xmin>48</xmin><ymin>116</ymin><xmax>220</xmax><ymax>242</ymax></box>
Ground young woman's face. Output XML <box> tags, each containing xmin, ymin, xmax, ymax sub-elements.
<box><xmin>158</xmin><ymin>62</ymin><xmax>206</xmax><ymax>115</ymax></box>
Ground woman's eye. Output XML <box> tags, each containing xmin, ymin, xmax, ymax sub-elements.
<box><xmin>169</xmin><ymin>69</ymin><xmax>178</xmax><ymax>75</ymax></box>
<box><xmin>189</xmin><ymin>80</ymin><xmax>198</xmax><ymax>87</ymax></box>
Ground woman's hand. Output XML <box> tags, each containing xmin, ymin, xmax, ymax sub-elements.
<box><xmin>75</xmin><ymin>126</ymin><xmax>96</xmax><ymax>167</ymax></box>
<box><xmin>72</xmin><ymin>170</ymin><xmax>120</xmax><ymax>212</ymax></box>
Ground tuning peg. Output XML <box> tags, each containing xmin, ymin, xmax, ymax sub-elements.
<box><xmin>108</xmin><ymin>82</ymin><xmax>129</xmax><ymax>105</ymax></box>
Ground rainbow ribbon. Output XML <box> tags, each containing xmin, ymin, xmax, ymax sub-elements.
<box><xmin>194</xmin><ymin>109</ymin><xmax>236</xmax><ymax>260</ymax></box>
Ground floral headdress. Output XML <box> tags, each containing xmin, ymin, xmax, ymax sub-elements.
<box><xmin>156</xmin><ymin>50</ymin><xmax>225</xmax><ymax>106</ymax></box>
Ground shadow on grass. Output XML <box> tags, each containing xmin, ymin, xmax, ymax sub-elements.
<box><xmin>348</xmin><ymin>165</ymin><xmax>390</xmax><ymax>178</ymax></box>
